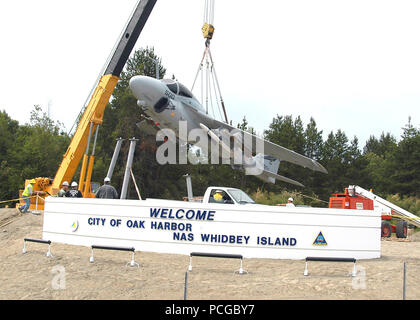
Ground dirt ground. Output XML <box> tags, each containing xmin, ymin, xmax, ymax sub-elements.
<box><xmin>0</xmin><ymin>208</ymin><xmax>419</xmax><ymax>300</ymax></box>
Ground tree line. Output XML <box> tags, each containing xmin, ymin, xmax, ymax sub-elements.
<box><xmin>0</xmin><ymin>48</ymin><xmax>418</xmax><ymax>213</ymax></box>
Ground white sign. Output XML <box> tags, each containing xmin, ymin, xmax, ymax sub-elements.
<box><xmin>42</xmin><ymin>197</ymin><xmax>381</xmax><ymax>260</ymax></box>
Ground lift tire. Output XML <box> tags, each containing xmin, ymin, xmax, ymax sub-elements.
<box><xmin>381</xmin><ymin>221</ymin><xmax>392</xmax><ymax>238</ymax></box>
<box><xmin>396</xmin><ymin>220</ymin><xmax>408</xmax><ymax>238</ymax></box>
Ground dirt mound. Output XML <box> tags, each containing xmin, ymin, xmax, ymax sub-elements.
<box><xmin>411</xmin><ymin>231</ymin><xmax>420</xmax><ymax>242</ymax></box>
<box><xmin>0</xmin><ymin>209</ymin><xmax>419</xmax><ymax>300</ymax></box>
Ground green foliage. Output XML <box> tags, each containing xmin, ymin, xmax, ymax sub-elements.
<box><xmin>0</xmin><ymin>48</ymin><xmax>418</xmax><ymax>214</ymax></box>
<box><xmin>363</xmin><ymin>132</ymin><xmax>397</xmax><ymax>158</ymax></box>
<box><xmin>265</xmin><ymin>115</ymin><xmax>305</xmax><ymax>153</ymax></box>
<box><xmin>386</xmin><ymin>194</ymin><xmax>420</xmax><ymax>217</ymax></box>
<box><xmin>116</xmin><ymin>46</ymin><xmax>166</xmax><ymax>98</ymax></box>
<box><xmin>0</xmin><ymin>106</ymin><xmax>69</xmax><ymax>206</ymax></box>
<box><xmin>251</xmin><ymin>189</ymin><xmax>304</xmax><ymax>206</ymax></box>
<box><xmin>237</xmin><ymin>116</ymin><xmax>256</xmax><ymax>134</ymax></box>
<box><xmin>386</xmin><ymin>117</ymin><xmax>420</xmax><ymax>197</ymax></box>
<box><xmin>304</xmin><ymin>117</ymin><xmax>323</xmax><ymax>160</ymax></box>
<box><xmin>250</xmin><ymin>188</ymin><xmax>326</xmax><ymax>207</ymax></box>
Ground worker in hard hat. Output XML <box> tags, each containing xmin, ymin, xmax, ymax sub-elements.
<box><xmin>18</xmin><ymin>179</ymin><xmax>36</xmax><ymax>213</ymax></box>
<box><xmin>210</xmin><ymin>190</ymin><xmax>234</xmax><ymax>204</ymax></box>
<box><xmin>57</xmin><ymin>181</ymin><xmax>69</xmax><ymax>197</ymax></box>
<box><xmin>95</xmin><ymin>177</ymin><xmax>119</xmax><ymax>199</ymax></box>
<box><xmin>286</xmin><ymin>197</ymin><xmax>295</xmax><ymax>207</ymax></box>
<box><xmin>65</xmin><ymin>182</ymin><xmax>83</xmax><ymax>198</ymax></box>
<box><xmin>213</xmin><ymin>192</ymin><xmax>223</xmax><ymax>202</ymax></box>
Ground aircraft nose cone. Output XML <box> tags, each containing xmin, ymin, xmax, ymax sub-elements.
<box><xmin>129</xmin><ymin>75</ymin><xmax>163</xmax><ymax>104</ymax></box>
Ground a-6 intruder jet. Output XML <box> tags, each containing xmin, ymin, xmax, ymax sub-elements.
<box><xmin>129</xmin><ymin>75</ymin><xmax>327</xmax><ymax>187</ymax></box>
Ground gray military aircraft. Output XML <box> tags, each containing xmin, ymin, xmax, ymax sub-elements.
<box><xmin>129</xmin><ymin>75</ymin><xmax>327</xmax><ymax>187</ymax></box>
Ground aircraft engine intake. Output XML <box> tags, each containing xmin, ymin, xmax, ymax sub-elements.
<box><xmin>154</xmin><ymin>97</ymin><xmax>169</xmax><ymax>113</ymax></box>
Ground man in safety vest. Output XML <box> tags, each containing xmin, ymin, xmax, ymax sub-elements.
<box><xmin>18</xmin><ymin>179</ymin><xmax>36</xmax><ymax>213</ymax></box>
<box><xmin>58</xmin><ymin>181</ymin><xmax>69</xmax><ymax>197</ymax></box>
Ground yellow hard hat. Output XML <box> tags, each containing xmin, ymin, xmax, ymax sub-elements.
<box><xmin>29</xmin><ymin>179</ymin><xmax>36</xmax><ymax>184</ymax></box>
<box><xmin>213</xmin><ymin>192</ymin><xmax>223</xmax><ymax>202</ymax></box>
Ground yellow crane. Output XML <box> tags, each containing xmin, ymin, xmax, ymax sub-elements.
<box><xmin>18</xmin><ymin>0</ymin><xmax>157</xmax><ymax>210</ymax></box>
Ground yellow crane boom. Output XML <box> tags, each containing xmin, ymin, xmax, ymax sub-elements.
<box><xmin>53</xmin><ymin>74</ymin><xmax>118</xmax><ymax>196</ymax></box>
<box><xmin>19</xmin><ymin>0</ymin><xmax>157</xmax><ymax>207</ymax></box>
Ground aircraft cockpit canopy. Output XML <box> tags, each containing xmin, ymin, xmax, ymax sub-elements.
<box><xmin>161</xmin><ymin>79</ymin><xmax>193</xmax><ymax>98</ymax></box>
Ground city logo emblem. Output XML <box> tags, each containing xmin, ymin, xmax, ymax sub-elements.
<box><xmin>71</xmin><ymin>220</ymin><xmax>79</xmax><ymax>233</ymax></box>
<box><xmin>313</xmin><ymin>231</ymin><xmax>327</xmax><ymax>245</ymax></box>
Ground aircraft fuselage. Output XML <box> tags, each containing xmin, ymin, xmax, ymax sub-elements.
<box><xmin>129</xmin><ymin>75</ymin><xmax>215</xmax><ymax>139</ymax></box>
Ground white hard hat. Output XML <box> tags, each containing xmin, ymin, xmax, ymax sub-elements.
<box><xmin>62</xmin><ymin>181</ymin><xmax>69</xmax><ymax>186</ymax></box>
<box><xmin>71</xmin><ymin>181</ymin><xmax>78</xmax><ymax>187</ymax></box>
<box><xmin>104</xmin><ymin>177</ymin><xmax>111</xmax><ymax>182</ymax></box>
<box><xmin>288</xmin><ymin>197</ymin><xmax>294</xmax><ymax>202</ymax></box>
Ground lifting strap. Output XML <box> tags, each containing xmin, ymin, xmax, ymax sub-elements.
<box><xmin>191</xmin><ymin>0</ymin><xmax>229</xmax><ymax>124</ymax></box>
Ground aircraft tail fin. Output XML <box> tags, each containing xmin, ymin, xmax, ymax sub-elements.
<box><xmin>262</xmin><ymin>155</ymin><xmax>281</xmax><ymax>175</ymax></box>
<box><xmin>245</xmin><ymin>154</ymin><xmax>304</xmax><ymax>187</ymax></box>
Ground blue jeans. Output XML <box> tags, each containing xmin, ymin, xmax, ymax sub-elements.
<box><xmin>19</xmin><ymin>196</ymin><xmax>31</xmax><ymax>213</ymax></box>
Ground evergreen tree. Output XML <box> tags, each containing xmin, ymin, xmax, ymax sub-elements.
<box><xmin>264</xmin><ymin>115</ymin><xmax>305</xmax><ymax>153</ymax></box>
<box><xmin>361</xmin><ymin>132</ymin><xmax>397</xmax><ymax>195</ymax></box>
<box><xmin>389</xmin><ymin>117</ymin><xmax>420</xmax><ymax>196</ymax></box>
<box><xmin>0</xmin><ymin>106</ymin><xmax>69</xmax><ymax>205</ymax></box>
<box><xmin>304</xmin><ymin>117</ymin><xmax>323</xmax><ymax>160</ymax></box>
<box><xmin>363</xmin><ymin>132</ymin><xmax>397</xmax><ymax>158</ymax></box>
<box><xmin>237</xmin><ymin>116</ymin><xmax>256</xmax><ymax>134</ymax></box>
<box><xmin>317</xmin><ymin>130</ymin><xmax>353</xmax><ymax>198</ymax></box>
<box><xmin>93</xmin><ymin>47</ymin><xmax>168</xmax><ymax>199</ymax></box>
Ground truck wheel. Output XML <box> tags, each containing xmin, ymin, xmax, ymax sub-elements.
<box><xmin>381</xmin><ymin>221</ymin><xmax>392</xmax><ymax>238</ymax></box>
<box><xmin>396</xmin><ymin>220</ymin><xmax>408</xmax><ymax>238</ymax></box>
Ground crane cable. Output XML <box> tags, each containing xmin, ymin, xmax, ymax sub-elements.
<box><xmin>204</xmin><ymin>0</ymin><xmax>215</xmax><ymax>26</ymax></box>
<box><xmin>191</xmin><ymin>0</ymin><xmax>228</xmax><ymax>124</ymax></box>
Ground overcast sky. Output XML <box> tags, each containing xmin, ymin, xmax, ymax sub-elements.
<box><xmin>0</xmin><ymin>0</ymin><xmax>419</xmax><ymax>148</ymax></box>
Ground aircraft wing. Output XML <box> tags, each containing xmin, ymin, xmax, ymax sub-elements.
<box><xmin>205</xmin><ymin>117</ymin><xmax>328</xmax><ymax>174</ymax></box>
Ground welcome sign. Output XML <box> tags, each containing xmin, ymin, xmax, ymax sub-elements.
<box><xmin>42</xmin><ymin>197</ymin><xmax>381</xmax><ymax>260</ymax></box>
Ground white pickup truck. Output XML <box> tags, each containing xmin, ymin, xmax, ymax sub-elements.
<box><xmin>186</xmin><ymin>186</ymin><xmax>256</xmax><ymax>205</ymax></box>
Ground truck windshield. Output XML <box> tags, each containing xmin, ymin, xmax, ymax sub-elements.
<box><xmin>228</xmin><ymin>189</ymin><xmax>255</xmax><ymax>204</ymax></box>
